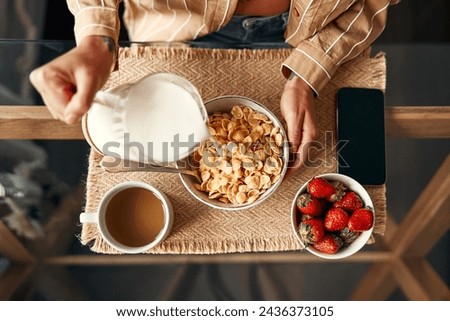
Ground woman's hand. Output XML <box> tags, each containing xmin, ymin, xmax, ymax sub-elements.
<box><xmin>280</xmin><ymin>75</ymin><xmax>317</xmax><ymax>176</ymax></box>
<box><xmin>29</xmin><ymin>36</ymin><xmax>116</xmax><ymax>124</ymax></box>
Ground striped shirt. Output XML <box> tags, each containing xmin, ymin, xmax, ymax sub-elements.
<box><xmin>66</xmin><ymin>0</ymin><xmax>399</xmax><ymax>94</ymax></box>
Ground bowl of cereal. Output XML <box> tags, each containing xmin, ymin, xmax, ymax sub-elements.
<box><xmin>290</xmin><ymin>173</ymin><xmax>375</xmax><ymax>259</ymax></box>
<box><xmin>178</xmin><ymin>96</ymin><xmax>289</xmax><ymax>210</ymax></box>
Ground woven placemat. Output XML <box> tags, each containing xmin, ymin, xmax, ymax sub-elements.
<box><xmin>80</xmin><ymin>46</ymin><xmax>387</xmax><ymax>254</ymax></box>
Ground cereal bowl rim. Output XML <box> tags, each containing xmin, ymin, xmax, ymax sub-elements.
<box><xmin>290</xmin><ymin>173</ymin><xmax>375</xmax><ymax>259</ymax></box>
<box><xmin>179</xmin><ymin>95</ymin><xmax>290</xmax><ymax>211</ymax></box>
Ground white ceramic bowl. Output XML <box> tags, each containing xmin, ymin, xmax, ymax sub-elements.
<box><xmin>290</xmin><ymin>173</ymin><xmax>374</xmax><ymax>259</ymax></box>
<box><xmin>179</xmin><ymin>95</ymin><xmax>290</xmax><ymax>210</ymax></box>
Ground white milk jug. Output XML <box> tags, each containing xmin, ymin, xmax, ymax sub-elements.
<box><xmin>82</xmin><ymin>72</ymin><xmax>210</xmax><ymax>164</ymax></box>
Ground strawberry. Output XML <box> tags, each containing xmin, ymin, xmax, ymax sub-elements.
<box><xmin>339</xmin><ymin>227</ymin><xmax>360</xmax><ymax>245</ymax></box>
<box><xmin>298</xmin><ymin>218</ymin><xmax>325</xmax><ymax>245</ymax></box>
<box><xmin>326</xmin><ymin>180</ymin><xmax>347</xmax><ymax>202</ymax></box>
<box><xmin>348</xmin><ymin>207</ymin><xmax>374</xmax><ymax>231</ymax></box>
<box><xmin>334</xmin><ymin>191</ymin><xmax>363</xmax><ymax>212</ymax></box>
<box><xmin>313</xmin><ymin>234</ymin><xmax>343</xmax><ymax>254</ymax></box>
<box><xmin>324</xmin><ymin>207</ymin><xmax>349</xmax><ymax>232</ymax></box>
<box><xmin>296</xmin><ymin>193</ymin><xmax>326</xmax><ymax>216</ymax></box>
<box><xmin>307</xmin><ymin>177</ymin><xmax>336</xmax><ymax>199</ymax></box>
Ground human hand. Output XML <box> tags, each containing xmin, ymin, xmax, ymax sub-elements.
<box><xmin>280</xmin><ymin>75</ymin><xmax>317</xmax><ymax>176</ymax></box>
<box><xmin>29</xmin><ymin>36</ymin><xmax>116</xmax><ymax>124</ymax></box>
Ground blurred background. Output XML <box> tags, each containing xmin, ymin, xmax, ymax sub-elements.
<box><xmin>0</xmin><ymin>0</ymin><xmax>449</xmax><ymax>300</ymax></box>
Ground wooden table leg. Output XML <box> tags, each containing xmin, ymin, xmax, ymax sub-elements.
<box><xmin>0</xmin><ymin>221</ymin><xmax>36</xmax><ymax>299</ymax></box>
<box><xmin>352</xmin><ymin>154</ymin><xmax>450</xmax><ymax>300</ymax></box>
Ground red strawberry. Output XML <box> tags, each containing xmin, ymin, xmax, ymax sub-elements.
<box><xmin>298</xmin><ymin>218</ymin><xmax>325</xmax><ymax>245</ymax></box>
<box><xmin>307</xmin><ymin>177</ymin><xmax>336</xmax><ymax>199</ymax></box>
<box><xmin>334</xmin><ymin>191</ymin><xmax>363</xmax><ymax>212</ymax></box>
<box><xmin>348</xmin><ymin>207</ymin><xmax>374</xmax><ymax>231</ymax></box>
<box><xmin>296</xmin><ymin>193</ymin><xmax>326</xmax><ymax>216</ymax></box>
<box><xmin>339</xmin><ymin>227</ymin><xmax>361</xmax><ymax>245</ymax></box>
<box><xmin>324</xmin><ymin>207</ymin><xmax>349</xmax><ymax>232</ymax></box>
<box><xmin>313</xmin><ymin>234</ymin><xmax>343</xmax><ymax>254</ymax></box>
<box><xmin>326</xmin><ymin>180</ymin><xmax>347</xmax><ymax>202</ymax></box>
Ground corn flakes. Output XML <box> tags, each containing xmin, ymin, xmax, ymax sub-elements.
<box><xmin>194</xmin><ymin>104</ymin><xmax>285</xmax><ymax>205</ymax></box>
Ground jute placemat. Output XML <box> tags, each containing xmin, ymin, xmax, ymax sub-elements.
<box><xmin>80</xmin><ymin>46</ymin><xmax>387</xmax><ymax>254</ymax></box>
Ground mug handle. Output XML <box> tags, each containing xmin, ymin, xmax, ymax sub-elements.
<box><xmin>79</xmin><ymin>212</ymin><xmax>98</xmax><ymax>224</ymax></box>
<box><xmin>93</xmin><ymin>91</ymin><xmax>121</xmax><ymax>109</ymax></box>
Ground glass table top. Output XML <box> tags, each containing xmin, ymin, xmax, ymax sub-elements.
<box><xmin>1</xmin><ymin>40</ymin><xmax>450</xmax><ymax>106</ymax></box>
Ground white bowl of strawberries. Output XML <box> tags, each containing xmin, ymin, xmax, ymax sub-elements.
<box><xmin>291</xmin><ymin>173</ymin><xmax>374</xmax><ymax>259</ymax></box>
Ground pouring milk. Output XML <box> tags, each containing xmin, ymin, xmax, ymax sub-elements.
<box><xmin>82</xmin><ymin>73</ymin><xmax>210</xmax><ymax>164</ymax></box>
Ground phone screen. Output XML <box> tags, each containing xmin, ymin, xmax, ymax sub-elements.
<box><xmin>336</xmin><ymin>87</ymin><xmax>386</xmax><ymax>185</ymax></box>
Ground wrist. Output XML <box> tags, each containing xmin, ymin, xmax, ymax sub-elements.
<box><xmin>287</xmin><ymin>72</ymin><xmax>314</xmax><ymax>97</ymax></box>
<box><xmin>79</xmin><ymin>35</ymin><xmax>117</xmax><ymax>72</ymax></box>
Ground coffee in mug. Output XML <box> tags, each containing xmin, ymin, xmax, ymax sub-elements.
<box><xmin>80</xmin><ymin>181</ymin><xmax>173</xmax><ymax>254</ymax></box>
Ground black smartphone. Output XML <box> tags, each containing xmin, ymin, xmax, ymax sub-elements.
<box><xmin>336</xmin><ymin>87</ymin><xmax>386</xmax><ymax>185</ymax></box>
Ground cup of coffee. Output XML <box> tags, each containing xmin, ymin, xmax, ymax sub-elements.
<box><xmin>80</xmin><ymin>181</ymin><xmax>173</xmax><ymax>254</ymax></box>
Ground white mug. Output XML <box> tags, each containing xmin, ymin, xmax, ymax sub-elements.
<box><xmin>80</xmin><ymin>181</ymin><xmax>173</xmax><ymax>254</ymax></box>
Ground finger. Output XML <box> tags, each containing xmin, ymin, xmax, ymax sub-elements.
<box><xmin>285</xmin><ymin>132</ymin><xmax>304</xmax><ymax>178</ymax></box>
<box><xmin>286</xmin><ymin>111</ymin><xmax>305</xmax><ymax>154</ymax></box>
<box><xmin>30</xmin><ymin>68</ymin><xmax>73</xmax><ymax>121</ymax></box>
<box><xmin>285</xmin><ymin>155</ymin><xmax>302</xmax><ymax>178</ymax></box>
<box><xmin>296</xmin><ymin>112</ymin><xmax>318</xmax><ymax>168</ymax></box>
<box><xmin>64</xmin><ymin>72</ymin><xmax>98</xmax><ymax>124</ymax></box>
<box><xmin>286</xmin><ymin>136</ymin><xmax>315</xmax><ymax>178</ymax></box>
<box><xmin>63</xmin><ymin>83</ymin><xmax>76</xmax><ymax>101</ymax></box>
<box><xmin>286</xmin><ymin>114</ymin><xmax>318</xmax><ymax>177</ymax></box>
<box><xmin>282</xmin><ymin>109</ymin><xmax>304</xmax><ymax>177</ymax></box>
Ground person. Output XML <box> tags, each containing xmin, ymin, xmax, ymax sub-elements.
<box><xmin>29</xmin><ymin>0</ymin><xmax>399</xmax><ymax>173</ymax></box>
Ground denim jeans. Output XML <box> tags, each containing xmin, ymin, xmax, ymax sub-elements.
<box><xmin>193</xmin><ymin>12</ymin><xmax>289</xmax><ymax>48</ymax></box>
